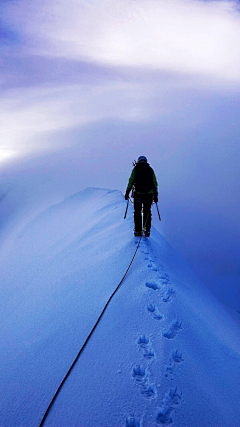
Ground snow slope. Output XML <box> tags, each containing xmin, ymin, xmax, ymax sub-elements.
<box><xmin>0</xmin><ymin>188</ymin><xmax>240</xmax><ymax>427</ymax></box>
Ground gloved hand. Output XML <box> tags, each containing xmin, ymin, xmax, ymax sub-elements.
<box><xmin>154</xmin><ymin>194</ymin><xmax>158</xmax><ymax>203</ymax></box>
<box><xmin>125</xmin><ymin>191</ymin><xmax>130</xmax><ymax>200</ymax></box>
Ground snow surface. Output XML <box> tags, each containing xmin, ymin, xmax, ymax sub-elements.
<box><xmin>1</xmin><ymin>187</ymin><xmax>240</xmax><ymax>427</ymax></box>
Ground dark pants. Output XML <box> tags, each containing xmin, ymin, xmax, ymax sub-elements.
<box><xmin>134</xmin><ymin>195</ymin><xmax>153</xmax><ymax>232</ymax></box>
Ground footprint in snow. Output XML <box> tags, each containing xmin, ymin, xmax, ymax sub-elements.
<box><xmin>155</xmin><ymin>406</ymin><xmax>173</xmax><ymax>426</ymax></box>
<box><xmin>156</xmin><ymin>387</ymin><xmax>182</xmax><ymax>425</ymax></box>
<box><xmin>170</xmin><ymin>349</ymin><xmax>184</xmax><ymax>364</ymax></box>
<box><xmin>133</xmin><ymin>336</ymin><xmax>157</xmax><ymax>399</ymax></box>
<box><xmin>141</xmin><ymin>384</ymin><xmax>157</xmax><ymax>400</ymax></box>
<box><xmin>137</xmin><ymin>335</ymin><xmax>150</xmax><ymax>348</ymax></box>
<box><xmin>159</xmin><ymin>273</ymin><xmax>170</xmax><ymax>285</ymax></box>
<box><xmin>148</xmin><ymin>264</ymin><xmax>159</xmax><ymax>272</ymax></box>
<box><xmin>143</xmin><ymin>348</ymin><xmax>155</xmax><ymax>360</ymax></box>
<box><xmin>163</xmin><ymin>319</ymin><xmax>182</xmax><ymax>339</ymax></box>
<box><xmin>153</xmin><ymin>310</ymin><xmax>163</xmax><ymax>320</ymax></box>
<box><xmin>132</xmin><ymin>365</ymin><xmax>156</xmax><ymax>400</ymax></box>
<box><xmin>162</xmin><ymin>288</ymin><xmax>176</xmax><ymax>303</ymax></box>
<box><xmin>164</xmin><ymin>387</ymin><xmax>182</xmax><ymax>407</ymax></box>
<box><xmin>137</xmin><ymin>335</ymin><xmax>156</xmax><ymax>360</ymax></box>
<box><xmin>147</xmin><ymin>303</ymin><xmax>155</xmax><ymax>312</ymax></box>
<box><xmin>146</xmin><ymin>281</ymin><xmax>159</xmax><ymax>290</ymax></box>
<box><xmin>165</xmin><ymin>350</ymin><xmax>184</xmax><ymax>378</ymax></box>
<box><xmin>132</xmin><ymin>365</ymin><xmax>148</xmax><ymax>384</ymax></box>
<box><xmin>126</xmin><ymin>415</ymin><xmax>141</xmax><ymax>427</ymax></box>
<box><xmin>147</xmin><ymin>303</ymin><xmax>163</xmax><ymax>320</ymax></box>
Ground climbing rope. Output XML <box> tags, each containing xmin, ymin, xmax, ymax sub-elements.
<box><xmin>38</xmin><ymin>227</ymin><xmax>145</xmax><ymax>426</ymax></box>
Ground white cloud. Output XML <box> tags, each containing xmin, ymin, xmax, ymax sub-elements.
<box><xmin>0</xmin><ymin>148</ymin><xmax>17</xmax><ymax>163</ymax></box>
<box><xmin>0</xmin><ymin>81</ymin><xmax>165</xmax><ymax>160</ymax></box>
<box><xmin>1</xmin><ymin>0</ymin><xmax>240</xmax><ymax>163</ymax></box>
<box><xmin>4</xmin><ymin>0</ymin><xmax>240</xmax><ymax>81</ymax></box>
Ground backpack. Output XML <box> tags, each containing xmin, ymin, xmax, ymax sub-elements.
<box><xmin>134</xmin><ymin>162</ymin><xmax>154</xmax><ymax>193</ymax></box>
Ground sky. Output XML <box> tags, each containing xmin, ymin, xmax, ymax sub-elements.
<box><xmin>1</xmin><ymin>0</ymin><xmax>240</xmax><ymax>308</ymax></box>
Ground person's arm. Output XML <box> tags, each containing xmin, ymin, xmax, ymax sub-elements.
<box><xmin>125</xmin><ymin>168</ymin><xmax>135</xmax><ymax>199</ymax></box>
<box><xmin>152</xmin><ymin>169</ymin><xmax>158</xmax><ymax>202</ymax></box>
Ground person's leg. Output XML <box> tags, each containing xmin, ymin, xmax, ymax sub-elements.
<box><xmin>143</xmin><ymin>200</ymin><xmax>152</xmax><ymax>233</ymax></box>
<box><xmin>134</xmin><ymin>198</ymin><xmax>143</xmax><ymax>233</ymax></box>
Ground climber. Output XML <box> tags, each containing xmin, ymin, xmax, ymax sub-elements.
<box><xmin>125</xmin><ymin>156</ymin><xmax>158</xmax><ymax>237</ymax></box>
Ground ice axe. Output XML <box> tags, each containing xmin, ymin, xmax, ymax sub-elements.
<box><xmin>124</xmin><ymin>199</ymin><xmax>129</xmax><ymax>219</ymax></box>
<box><xmin>156</xmin><ymin>203</ymin><xmax>161</xmax><ymax>221</ymax></box>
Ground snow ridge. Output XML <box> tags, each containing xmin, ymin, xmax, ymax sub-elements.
<box><xmin>1</xmin><ymin>188</ymin><xmax>240</xmax><ymax>427</ymax></box>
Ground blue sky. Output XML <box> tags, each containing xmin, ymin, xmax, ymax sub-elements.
<box><xmin>1</xmin><ymin>0</ymin><xmax>240</xmax><ymax>307</ymax></box>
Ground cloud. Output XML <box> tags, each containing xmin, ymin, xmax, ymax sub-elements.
<box><xmin>0</xmin><ymin>80</ymin><xmax>167</xmax><ymax>158</ymax></box>
<box><xmin>1</xmin><ymin>68</ymin><xmax>240</xmax><ymax>163</ymax></box>
<box><xmin>3</xmin><ymin>0</ymin><xmax>240</xmax><ymax>81</ymax></box>
<box><xmin>2</xmin><ymin>0</ymin><xmax>240</xmax><ymax>162</ymax></box>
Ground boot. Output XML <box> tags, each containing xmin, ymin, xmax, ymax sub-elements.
<box><xmin>134</xmin><ymin>230</ymin><xmax>143</xmax><ymax>237</ymax></box>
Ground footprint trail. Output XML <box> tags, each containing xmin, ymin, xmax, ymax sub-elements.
<box><xmin>127</xmin><ymin>238</ymin><xmax>184</xmax><ymax>426</ymax></box>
